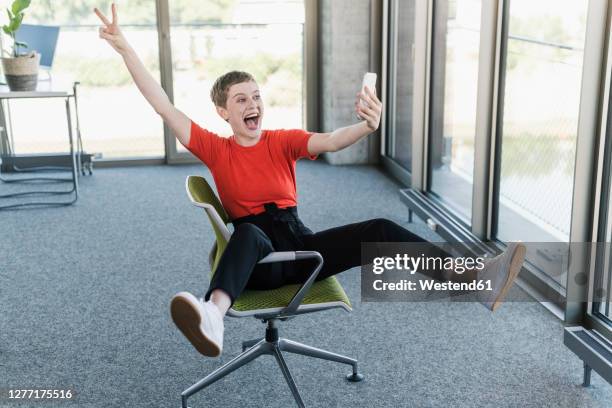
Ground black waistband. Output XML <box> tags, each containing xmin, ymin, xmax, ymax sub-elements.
<box><xmin>232</xmin><ymin>202</ymin><xmax>313</xmax><ymax>241</ymax></box>
<box><xmin>233</xmin><ymin>203</ymin><xmax>299</xmax><ymax>225</ymax></box>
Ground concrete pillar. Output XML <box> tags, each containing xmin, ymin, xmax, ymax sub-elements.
<box><xmin>320</xmin><ymin>0</ymin><xmax>375</xmax><ymax>165</ymax></box>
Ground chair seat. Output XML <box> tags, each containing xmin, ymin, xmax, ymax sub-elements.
<box><xmin>228</xmin><ymin>276</ymin><xmax>352</xmax><ymax>317</ymax></box>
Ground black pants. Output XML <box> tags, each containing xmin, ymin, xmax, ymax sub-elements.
<box><xmin>204</xmin><ymin>206</ymin><xmax>444</xmax><ymax>305</ymax></box>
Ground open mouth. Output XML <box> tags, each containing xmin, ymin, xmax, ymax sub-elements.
<box><xmin>244</xmin><ymin>113</ymin><xmax>260</xmax><ymax>131</ymax></box>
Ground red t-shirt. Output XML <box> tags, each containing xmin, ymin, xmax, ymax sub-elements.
<box><xmin>187</xmin><ymin>121</ymin><xmax>318</xmax><ymax>220</ymax></box>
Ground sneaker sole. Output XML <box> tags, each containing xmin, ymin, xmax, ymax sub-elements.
<box><xmin>170</xmin><ymin>293</ymin><xmax>221</xmax><ymax>357</ymax></box>
<box><xmin>491</xmin><ymin>243</ymin><xmax>526</xmax><ymax>312</ymax></box>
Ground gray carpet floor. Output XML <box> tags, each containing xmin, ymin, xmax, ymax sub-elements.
<box><xmin>1</xmin><ymin>160</ymin><xmax>611</xmax><ymax>408</ymax></box>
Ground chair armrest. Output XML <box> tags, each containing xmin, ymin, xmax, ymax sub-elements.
<box><xmin>257</xmin><ymin>250</ymin><xmax>324</xmax><ymax>317</ymax></box>
<box><xmin>258</xmin><ymin>251</ymin><xmax>297</xmax><ymax>263</ymax></box>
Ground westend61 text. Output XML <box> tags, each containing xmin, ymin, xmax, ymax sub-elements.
<box><xmin>372</xmin><ymin>279</ymin><xmax>493</xmax><ymax>292</ymax></box>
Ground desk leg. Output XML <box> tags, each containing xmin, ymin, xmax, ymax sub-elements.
<box><xmin>0</xmin><ymin>96</ymin><xmax>72</xmax><ymax>181</ymax></box>
<box><xmin>72</xmin><ymin>82</ymin><xmax>87</xmax><ymax>176</ymax></box>
<box><xmin>0</xmin><ymin>98</ymin><xmax>10</xmax><ymax>158</ymax></box>
<box><xmin>0</xmin><ymin>96</ymin><xmax>79</xmax><ymax>209</ymax></box>
<box><xmin>65</xmin><ymin>98</ymin><xmax>79</xmax><ymax>200</ymax></box>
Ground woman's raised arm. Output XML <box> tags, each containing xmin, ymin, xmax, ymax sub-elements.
<box><xmin>94</xmin><ymin>3</ymin><xmax>191</xmax><ymax>147</ymax></box>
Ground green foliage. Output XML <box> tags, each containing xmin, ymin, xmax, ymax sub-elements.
<box><xmin>2</xmin><ymin>0</ymin><xmax>31</xmax><ymax>56</ymax></box>
<box><xmin>506</xmin><ymin>14</ymin><xmax>582</xmax><ymax>72</ymax></box>
<box><xmin>203</xmin><ymin>53</ymin><xmax>300</xmax><ymax>84</ymax></box>
<box><xmin>54</xmin><ymin>54</ymin><xmax>159</xmax><ymax>87</ymax></box>
<box><xmin>170</xmin><ymin>0</ymin><xmax>237</xmax><ymax>24</ymax></box>
<box><xmin>264</xmin><ymin>69</ymin><xmax>301</xmax><ymax>107</ymax></box>
<box><xmin>500</xmin><ymin>133</ymin><xmax>576</xmax><ymax>178</ymax></box>
<box><xmin>201</xmin><ymin>53</ymin><xmax>302</xmax><ymax>107</ymax></box>
<box><xmin>23</xmin><ymin>0</ymin><xmax>237</xmax><ymax>25</ymax></box>
<box><xmin>61</xmin><ymin>49</ymin><xmax>302</xmax><ymax>108</ymax></box>
<box><xmin>25</xmin><ymin>0</ymin><xmax>154</xmax><ymax>25</ymax></box>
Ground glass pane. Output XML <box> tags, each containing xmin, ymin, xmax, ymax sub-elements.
<box><xmin>496</xmin><ymin>0</ymin><xmax>587</xmax><ymax>288</ymax></box>
<box><xmin>1</xmin><ymin>0</ymin><xmax>164</xmax><ymax>159</ymax></box>
<box><xmin>169</xmin><ymin>0</ymin><xmax>305</xmax><ymax>153</ymax></box>
<box><xmin>594</xmin><ymin>117</ymin><xmax>612</xmax><ymax>320</ymax></box>
<box><xmin>595</xmin><ymin>208</ymin><xmax>612</xmax><ymax>319</ymax></box>
<box><xmin>429</xmin><ymin>0</ymin><xmax>480</xmax><ymax>222</ymax></box>
<box><xmin>387</xmin><ymin>0</ymin><xmax>415</xmax><ymax>171</ymax></box>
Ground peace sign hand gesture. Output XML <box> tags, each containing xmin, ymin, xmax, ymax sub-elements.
<box><xmin>94</xmin><ymin>3</ymin><xmax>129</xmax><ymax>54</ymax></box>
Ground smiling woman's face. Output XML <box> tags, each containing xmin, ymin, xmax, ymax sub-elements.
<box><xmin>216</xmin><ymin>80</ymin><xmax>264</xmax><ymax>140</ymax></box>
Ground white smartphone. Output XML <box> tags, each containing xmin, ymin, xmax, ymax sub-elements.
<box><xmin>358</xmin><ymin>73</ymin><xmax>377</xmax><ymax>120</ymax></box>
<box><xmin>360</xmin><ymin>72</ymin><xmax>377</xmax><ymax>108</ymax></box>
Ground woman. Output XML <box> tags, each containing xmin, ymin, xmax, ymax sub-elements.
<box><xmin>95</xmin><ymin>3</ymin><xmax>526</xmax><ymax>358</ymax></box>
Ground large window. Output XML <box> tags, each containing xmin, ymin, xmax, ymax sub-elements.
<box><xmin>168</xmin><ymin>0</ymin><xmax>305</xmax><ymax>155</ymax></box>
<box><xmin>495</xmin><ymin>0</ymin><xmax>587</xmax><ymax>245</ymax></box>
<box><xmin>591</xmin><ymin>54</ymin><xmax>612</xmax><ymax>330</ymax></box>
<box><xmin>385</xmin><ymin>0</ymin><xmax>416</xmax><ymax>172</ymax></box>
<box><xmin>494</xmin><ymin>0</ymin><xmax>587</xmax><ymax>290</ymax></box>
<box><xmin>396</xmin><ymin>0</ymin><xmax>597</xmax><ymax>308</ymax></box>
<box><xmin>595</xmin><ymin>193</ymin><xmax>612</xmax><ymax>322</ymax></box>
<box><xmin>1</xmin><ymin>0</ymin><xmax>164</xmax><ymax>159</ymax></box>
<box><xmin>0</xmin><ymin>0</ymin><xmax>305</xmax><ymax>160</ymax></box>
<box><xmin>428</xmin><ymin>0</ymin><xmax>481</xmax><ymax>223</ymax></box>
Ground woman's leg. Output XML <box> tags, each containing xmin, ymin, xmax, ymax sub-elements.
<box><xmin>204</xmin><ymin>222</ymin><xmax>288</xmax><ymax>312</ymax></box>
<box><xmin>171</xmin><ymin>222</ymin><xmax>291</xmax><ymax>357</ymax></box>
<box><xmin>292</xmin><ymin>218</ymin><xmax>523</xmax><ymax>313</ymax></box>
<box><xmin>297</xmin><ymin>218</ymin><xmax>449</xmax><ymax>282</ymax></box>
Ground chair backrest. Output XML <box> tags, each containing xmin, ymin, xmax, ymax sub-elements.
<box><xmin>15</xmin><ymin>24</ymin><xmax>60</xmax><ymax>69</ymax></box>
<box><xmin>185</xmin><ymin>176</ymin><xmax>231</xmax><ymax>276</ymax></box>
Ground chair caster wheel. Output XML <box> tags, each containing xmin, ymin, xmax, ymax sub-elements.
<box><xmin>346</xmin><ymin>372</ymin><xmax>364</xmax><ymax>382</ymax></box>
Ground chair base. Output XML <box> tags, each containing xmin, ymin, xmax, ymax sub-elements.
<box><xmin>346</xmin><ymin>372</ymin><xmax>365</xmax><ymax>382</ymax></box>
<box><xmin>181</xmin><ymin>319</ymin><xmax>363</xmax><ymax>408</ymax></box>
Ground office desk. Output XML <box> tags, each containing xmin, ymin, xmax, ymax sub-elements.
<box><xmin>0</xmin><ymin>82</ymin><xmax>83</xmax><ymax>209</ymax></box>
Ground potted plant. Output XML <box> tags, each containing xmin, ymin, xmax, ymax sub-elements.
<box><xmin>1</xmin><ymin>0</ymin><xmax>39</xmax><ymax>91</ymax></box>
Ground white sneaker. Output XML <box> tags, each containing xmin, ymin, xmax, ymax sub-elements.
<box><xmin>170</xmin><ymin>291</ymin><xmax>224</xmax><ymax>357</ymax></box>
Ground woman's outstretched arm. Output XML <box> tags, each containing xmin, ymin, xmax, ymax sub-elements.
<box><xmin>94</xmin><ymin>3</ymin><xmax>191</xmax><ymax>147</ymax></box>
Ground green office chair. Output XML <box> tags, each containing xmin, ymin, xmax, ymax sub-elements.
<box><xmin>180</xmin><ymin>175</ymin><xmax>363</xmax><ymax>408</ymax></box>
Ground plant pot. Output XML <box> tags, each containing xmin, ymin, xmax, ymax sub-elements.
<box><xmin>1</xmin><ymin>52</ymin><xmax>41</xmax><ymax>92</ymax></box>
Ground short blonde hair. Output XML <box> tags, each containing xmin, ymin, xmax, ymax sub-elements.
<box><xmin>210</xmin><ymin>71</ymin><xmax>256</xmax><ymax>108</ymax></box>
